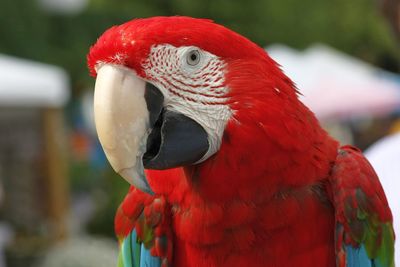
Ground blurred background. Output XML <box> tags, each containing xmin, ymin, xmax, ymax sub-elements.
<box><xmin>0</xmin><ymin>0</ymin><xmax>399</xmax><ymax>266</ymax></box>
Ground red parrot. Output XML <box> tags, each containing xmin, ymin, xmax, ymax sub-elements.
<box><xmin>87</xmin><ymin>16</ymin><xmax>395</xmax><ymax>267</ymax></box>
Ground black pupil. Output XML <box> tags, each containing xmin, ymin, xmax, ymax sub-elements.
<box><xmin>190</xmin><ymin>52</ymin><xmax>197</xmax><ymax>61</ymax></box>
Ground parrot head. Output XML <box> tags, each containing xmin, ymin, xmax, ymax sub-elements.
<box><xmin>88</xmin><ymin>16</ymin><xmax>326</xmax><ymax>195</ymax></box>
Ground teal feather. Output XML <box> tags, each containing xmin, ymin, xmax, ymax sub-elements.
<box><xmin>139</xmin><ymin>243</ymin><xmax>161</xmax><ymax>267</ymax></box>
<box><xmin>122</xmin><ymin>232</ymin><xmax>133</xmax><ymax>267</ymax></box>
<box><xmin>120</xmin><ymin>230</ymin><xmax>161</xmax><ymax>267</ymax></box>
<box><xmin>345</xmin><ymin>244</ymin><xmax>372</xmax><ymax>267</ymax></box>
<box><xmin>131</xmin><ymin>230</ymin><xmax>141</xmax><ymax>267</ymax></box>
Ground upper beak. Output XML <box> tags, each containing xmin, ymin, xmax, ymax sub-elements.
<box><xmin>93</xmin><ymin>64</ymin><xmax>155</xmax><ymax>194</ymax></box>
<box><xmin>93</xmin><ymin>64</ymin><xmax>210</xmax><ymax>195</ymax></box>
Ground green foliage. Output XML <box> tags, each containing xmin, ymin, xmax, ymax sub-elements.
<box><xmin>170</xmin><ymin>0</ymin><xmax>400</xmax><ymax>67</ymax></box>
<box><xmin>86</xmin><ymin>168</ymin><xmax>129</xmax><ymax>237</ymax></box>
<box><xmin>0</xmin><ymin>0</ymin><xmax>398</xmax><ymax>95</ymax></box>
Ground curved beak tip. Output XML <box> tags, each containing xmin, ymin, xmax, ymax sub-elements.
<box><xmin>119</xmin><ymin>168</ymin><xmax>154</xmax><ymax>195</ymax></box>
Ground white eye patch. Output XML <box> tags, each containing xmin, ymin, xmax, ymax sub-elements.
<box><xmin>142</xmin><ymin>44</ymin><xmax>233</xmax><ymax>163</ymax></box>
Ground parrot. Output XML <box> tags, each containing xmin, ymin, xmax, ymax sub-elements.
<box><xmin>87</xmin><ymin>16</ymin><xmax>395</xmax><ymax>267</ymax></box>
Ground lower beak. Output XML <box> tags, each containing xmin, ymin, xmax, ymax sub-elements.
<box><xmin>93</xmin><ymin>64</ymin><xmax>210</xmax><ymax>195</ymax></box>
<box><xmin>93</xmin><ymin>64</ymin><xmax>155</xmax><ymax>194</ymax></box>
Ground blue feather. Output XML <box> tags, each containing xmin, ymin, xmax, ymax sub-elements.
<box><xmin>139</xmin><ymin>243</ymin><xmax>161</xmax><ymax>267</ymax></box>
<box><xmin>345</xmin><ymin>244</ymin><xmax>372</xmax><ymax>267</ymax></box>
<box><xmin>130</xmin><ymin>230</ymin><xmax>141</xmax><ymax>267</ymax></box>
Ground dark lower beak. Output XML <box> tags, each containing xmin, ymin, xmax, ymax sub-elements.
<box><xmin>144</xmin><ymin>84</ymin><xmax>209</xmax><ymax>169</ymax></box>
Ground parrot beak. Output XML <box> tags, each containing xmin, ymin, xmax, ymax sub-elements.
<box><xmin>93</xmin><ymin>64</ymin><xmax>209</xmax><ymax>195</ymax></box>
<box><xmin>94</xmin><ymin>64</ymin><xmax>156</xmax><ymax>194</ymax></box>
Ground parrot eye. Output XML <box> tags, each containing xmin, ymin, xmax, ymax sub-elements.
<box><xmin>186</xmin><ymin>49</ymin><xmax>201</xmax><ymax>66</ymax></box>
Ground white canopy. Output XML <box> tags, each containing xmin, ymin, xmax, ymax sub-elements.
<box><xmin>37</xmin><ymin>0</ymin><xmax>88</xmax><ymax>15</ymax></box>
<box><xmin>267</xmin><ymin>44</ymin><xmax>400</xmax><ymax>120</ymax></box>
<box><xmin>365</xmin><ymin>133</ymin><xmax>400</xmax><ymax>265</ymax></box>
<box><xmin>0</xmin><ymin>54</ymin><xmax>69</xmax><ymax>107</ymax></box>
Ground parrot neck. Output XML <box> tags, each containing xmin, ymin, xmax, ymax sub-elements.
<box><xmin>176</xmin><ymin>113</ymin><xmax>339</xmax><ymax>259</ymax></box>
<box><xmin>183</xmin><ymin>105</ymin><xmax>339</xmax><ymax>204</ymax></box>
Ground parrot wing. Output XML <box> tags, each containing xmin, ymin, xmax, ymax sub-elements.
<box><xmin>329</xmin><ymin>145</ymin><xmax>395</xmax><ymax>267</ymax></box>
<box><xmin>115</xmin><ymin>186</ymin><xmax>172</xmax><ymax>267</ymax></box>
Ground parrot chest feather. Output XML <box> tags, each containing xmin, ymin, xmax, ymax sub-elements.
<box><xmin>169</xmin><ymin>178</ymin><xmax>337</xmax><ymax>267</ymax></box>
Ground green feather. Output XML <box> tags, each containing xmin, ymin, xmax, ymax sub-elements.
<box><xmin>117</xmin><ymin>249</ymin><xmax>124</xmax><ymax>267</ymax></box>
<box><xmin>356</xmin><ymin>208</ymin><xmax>368</xmax><ymax>220</ymax></box>
<box><xmin>122</xmin><ymin>233</ymin><xmax>133</xmax><ymax>267</ymax></box>
<box><xmin>347</xmin><ymin>191</ymin><xmax>395</xmax><ymax>267</ymax></box>
<box><xmin>375</xmin><ymin>223</ymin><xmax>395</xmax><ymax>267</ymax></box>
